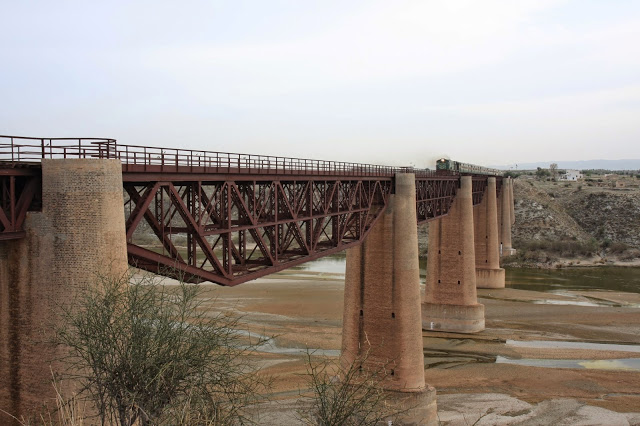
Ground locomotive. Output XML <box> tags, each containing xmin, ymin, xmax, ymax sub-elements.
<box><xmin>436</xmin><ymin>158</ymin><xmax>502</xmax><ymax>176</ymax></box>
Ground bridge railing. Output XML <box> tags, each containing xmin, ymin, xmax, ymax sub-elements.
<box><xmin>115</xmin><ymin>143</ymin><xmax>398</xmax><ymax>176</ymax></box>
<box><xmin>0</xmin><ymin>136</ymin><xmax>117</xmax><ymax>164</ymax></box>
<box><xmin>1</xmin><ymin>135</ymin><xmax>442</xmax><ymax>177</ymax></box>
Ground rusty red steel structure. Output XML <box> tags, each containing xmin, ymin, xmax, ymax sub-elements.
<box><xmin>0</xmin><ymin>135</ymin><xmax>502</xmax><ymax>285</ymax></box>
<box><xmin>0</xmin><ymin>168</ymin><xmax>40</xmax><ymax>240</ymax></box>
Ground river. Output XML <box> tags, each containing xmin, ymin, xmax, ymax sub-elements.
<box><xmin>292</xmin><ymin>254</ymin><xmax>640</xmax><ymax>294</ymax></box>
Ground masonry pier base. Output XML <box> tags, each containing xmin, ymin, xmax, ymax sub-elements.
<box><xmin>422</xmin><ymin>302</ymin><xmax>485</xmax><ymax>333</ymax></box>
<box><xmin>476</xmin><ymin>268</ymin><xmax>506</xmax><ymax>289</ymax></box>
<box><xmin>381</xmin><ymin>388</ymin><xmax>438</xmax><ymax>426</ymax></box>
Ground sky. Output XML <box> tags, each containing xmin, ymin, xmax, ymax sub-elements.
<box><xmin>2</xmin><ymin>0</ymin><xmax>639</xmax><ymax>168</ymax></box>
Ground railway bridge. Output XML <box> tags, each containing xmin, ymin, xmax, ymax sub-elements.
<box><xmin>0</xmin><ymin>136</ymin><xmax>515</xmax><ymax>424</ymax></box>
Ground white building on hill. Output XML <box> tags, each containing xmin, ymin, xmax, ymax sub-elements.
<box><xmin>561</xmin><ymin>169</ymin><xmax>583</xmax><ymax>181</ymax></box>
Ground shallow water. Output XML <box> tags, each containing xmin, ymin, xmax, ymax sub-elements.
<box><xmin>295</xmin><ymin>255</ymin><xmax>640</xmax><ymax>295</ymax></box>
<box><xmin>294</xmin><ymin>254</ymin><xmax>430</xmax><ymax>278</ymax></box>
<box><xmin>496</xmin><ymin>356</ymin><xmax>640</xmax><ymax>371</ymax></box>
<box><xmin>290</xmin><ymin>255</ymin><xmax>347</xmax><ymax>274</ymax></box>
<box><xmin>235</xmin><ymin>329</ymin><xmax>340</xmax><ymax>357</ymax></box>
<box><xmin>506</xmin><ymin>266</ymin><xmax>640</xmax><ymax>294</ymax></box>
<box><xmin>506</xmin><ymin>340</ymin><xmax>640</xmax><ymax>353</ymax></box>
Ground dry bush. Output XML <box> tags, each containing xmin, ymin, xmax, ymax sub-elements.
<box><xmin>56</xmin><ymin>272</ymin><xmax>269</xmax><ymax>426</ymax></box>
<box><xmin>620</xmin><ymin>249</ymin><xmax>640</xmax><ymax>261</ymax></box>
<box><xmin>520</xmin><ymin>239</ymin><xmax>598</xmax><ymax>258</ymax></box>
<box><xmin>609</xmin><ymin>242</ymin><xmax>630</xmax><ymax>254</ymax></box>
<box><xmin>297</xmin><ymin>348</ymin><xmax>411</xmax><ymax>426</ymax></box>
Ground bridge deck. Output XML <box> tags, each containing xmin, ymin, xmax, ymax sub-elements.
<box><xmin>1</xmin><ymin>135</ymin><xmax>501</xmax><ymax>285</ymax></box>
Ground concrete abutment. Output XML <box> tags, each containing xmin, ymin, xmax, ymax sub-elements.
<box><xmin>0</xmin><ymin>159</ymin><xmax>128</xmax><ymax>422</ymax></box>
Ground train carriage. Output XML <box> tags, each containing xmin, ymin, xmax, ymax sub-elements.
<box><xmin>436</xmin><ymin>158</ymin><xmax>502</xmax><ymax>176</ymax></box>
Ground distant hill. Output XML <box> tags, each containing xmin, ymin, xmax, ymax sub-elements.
<box><xmin>492</xmin><ymin>159</ymin><xmax>640</xmax><ymax>171</ymax></box>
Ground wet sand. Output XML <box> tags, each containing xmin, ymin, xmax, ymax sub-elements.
<box><xmin>168</xmin><ymin>271</ymin><xmax>640</xmax><ymax>425</ymax></box>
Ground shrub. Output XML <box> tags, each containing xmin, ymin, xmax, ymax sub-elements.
<box><xmin>519</xmin><ymin>240</ymin><xmax>598</xmax><ymax>258</ymax></box>
<box><xmin>297</xmin><ymin>348</ymin><xmax>410</xmax><ymax>426</ymax></box>
<box><xmin>620</xmin><ymin>249</ymin><xmax>640</xmax><ymax>261</ymax></box>
<box><xmin>609</xmin><ymin>242</ymin><xmax>630</xmax><ymax>254</ymax></box>
<box><xmin>57</xmin><ymin>272</ymin><xmax>269</xmax><ymax>426</ymax></box>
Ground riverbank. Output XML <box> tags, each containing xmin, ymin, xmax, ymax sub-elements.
<box><xmin>178</xmin><ymin>265</ymin><xmax>640</xmax><ymax>425</ymax></box>
<box><xmin>502</xmin><ymin>253</ymin><xmax>640</xmax><ymax>269</ymax></box>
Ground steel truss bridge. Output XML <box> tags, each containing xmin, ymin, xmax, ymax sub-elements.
<box><xmin>0</xmin><ymin>136</ymin><xmax>502</xmax><ymax>286</ymax></box>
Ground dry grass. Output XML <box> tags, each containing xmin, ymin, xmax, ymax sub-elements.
<box><xmin>0</xmin><ymin>370</ymin><xmax>86</xmax><ymax>426</ymax></box>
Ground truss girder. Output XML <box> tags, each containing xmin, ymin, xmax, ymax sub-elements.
<box><xmin>124</xmin><ymin>178</ymin><xmax>392</xmax><ymax>285</ymax></box>
<box><xmin>415</xmin><ymin>177</ymin><xmax>459</xmax><ymax>225</ymax></box>
<box><xmin>471</xmin><ymin>177</ymin><xmax>488</xmax><ymax>206</ymax></box>
<box><xmin>0</xmin><ymin>170</ymin><xmax>40</xmax><ymax>240</ymax></box>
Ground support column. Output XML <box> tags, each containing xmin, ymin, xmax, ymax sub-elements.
<box><xmin>510</xmin><ymin>177</ymin><xmax>515</xmax><ymax>226</ymax></box>
<box><xmin>422</xmin><ymin>176</ymin><xmax>485</xmax><ymax>333</ymax></box>
<box><xmin>500</xmin><ymin>177</ymin><xmax>516</xmax><ymax>256</ymax></box>
<box><xmin>473</xmin><ymin>177</ymin><xmax>505</xmax><ymax>288</ymax></box>
<box><xmin>0</xmin><ymin>159</ymin><xmax>128</xmax><ymax>422</ymax></box>
<box><xmin>497</xmin><ymin>179</ymin><xmax>503</xmax><ymax>251</ymax></box>
<box><xmin>342</xmin><ymin>173</ymin><xmax>437</xmax><ymax>425</ymax></box>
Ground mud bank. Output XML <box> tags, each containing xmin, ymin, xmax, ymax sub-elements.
<box><xmin>156</xmin><ymin>269</ymin><xmax>640</xmax><ymax>425</ymax></box>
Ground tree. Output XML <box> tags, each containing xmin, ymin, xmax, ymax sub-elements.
<box><xmin>57</xmin><ymin>272</ymin><xmax>268</xmax><ymax>426</ymax></box>
<box><xmin>535</xmin><ymin>167</ymin><xmax>550</xmax><ymax>179</ymax></box>
<box><xmin>549</xmin><ymin>163</ymin><xmax>558</xmax><ymax>181</ymax></box>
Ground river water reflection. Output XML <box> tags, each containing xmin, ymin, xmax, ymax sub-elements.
<box><xmin>293</xmin><ymin>255</ymin><xmax>640</xmax><ymax>294</ymax></box>
<box><xmin>506</xmin><ymin>266</ymin><xmax>640</xmax><ymax>294</ymax></box>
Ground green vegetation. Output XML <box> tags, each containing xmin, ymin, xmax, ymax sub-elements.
<box><xmin>505</xmin><ymin>238</ymin><xmax>640</xmax><ymax>266</ymax></box>
<box><xmin>581</xmin><ymin>169</ymin><xmax>640</xmax><ymax>176</ymax></box>
<box><xmin>535</xmin><ymin>167</ymin><xmax>550</xmax><ymax>179</ymax></box>
<box><xmin>57</xmin><ymin>273</ymin><xmax>269</xmax><ymax>426</ymax></box>
<box><xmin>523</xmin><ymin>239</ymin><xmax>599</xmax><ymax>257</ymax></box>
<box><xmin>504</xmin><ymin>239</ymin><xmax>598</xmax><ymax>265</ymax></box>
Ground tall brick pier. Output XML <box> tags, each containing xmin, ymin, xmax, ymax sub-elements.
<box><xmin>422</xmin><ymin>176</ymin><xmax>485</xmax><ymax>333</ymax></box>
<box><xmin>0</xmin><ymin>159</ymin><xmax>128</xmax><ymax>421</ymax></box>
<box><xmin>473</xmin><ymin>176</ymin><xmax>505</xmax><ymax>288</ymax></box>
<box><xmin>500</xmin><ymin>177</ymin><xmax>516</xmax><ymax>256</ymax></box>
<box><xmin>341</xmin><ymin>173</ymin><xmax>437</xmax><ymax>425</ymax></box>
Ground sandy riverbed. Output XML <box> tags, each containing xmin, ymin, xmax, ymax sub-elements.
<box><xmin>157</xmin><ymin>270</ymin><xmax>640</xmax><ymax>425</ymax></box>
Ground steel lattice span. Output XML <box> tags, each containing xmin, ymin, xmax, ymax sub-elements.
<box><xmin>0</xmin><ymin>135</ymin><xmax>502</xmax><ymax>285</ymax></box>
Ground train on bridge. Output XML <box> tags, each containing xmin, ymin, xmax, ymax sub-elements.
<box><xmin>436</xmin><ymin>158</ymin><xmax>503</xmax><ymax>176</ymax></box>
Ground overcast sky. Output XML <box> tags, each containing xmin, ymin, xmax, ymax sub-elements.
<box><xmin>2</xmin><ymin>0</ymin><xmax>639</xmax><ymax>168</ymax></box>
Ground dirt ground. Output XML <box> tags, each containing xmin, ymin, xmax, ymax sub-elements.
<box><xmin>180</xmin><ymin>270</ymin><xmax>640</xmax><ymax>425</ymax></box>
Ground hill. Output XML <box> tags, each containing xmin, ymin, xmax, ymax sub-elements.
<box><xmin>493</xmin><ymin>159</ymin><xmax>640</xmax><ymax>171</ymax></box>
<box><xmin>508</xmin><ymin>174</ymin><xmax>640</xmax><ymax>267</ymax></box>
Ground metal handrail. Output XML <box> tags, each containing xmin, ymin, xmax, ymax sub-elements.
<box><xmin>0</xmin><ymin>135</ymin><xmax>441</xmax><ymax>177</ymax></box>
